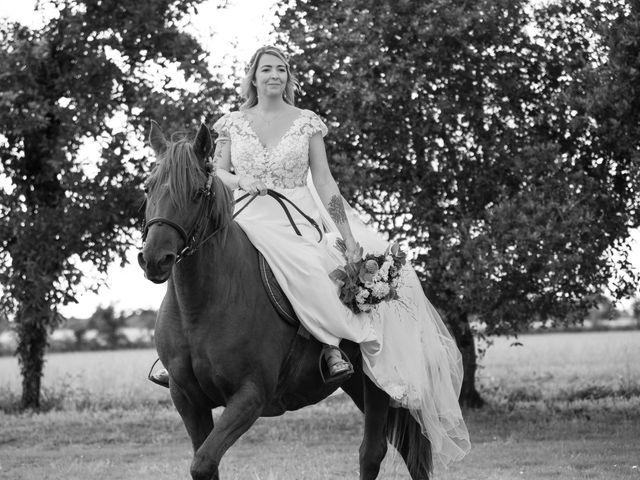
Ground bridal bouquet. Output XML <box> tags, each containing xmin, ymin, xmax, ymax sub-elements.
<box><xmin>329</xmin><ymin>240</ymin><xmax>407</xmax><ymax>313</ymax></box>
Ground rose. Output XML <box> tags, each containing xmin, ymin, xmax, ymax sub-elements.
<box><xmin>364</xmin><ymin>259</ymin><xmax>379</xmax><ymax>274</ymax></box>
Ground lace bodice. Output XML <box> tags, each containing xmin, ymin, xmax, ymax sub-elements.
<box><xmin>212</xmin><ymin>109</ymin><xmax>328</xmax><ymax>189</ymax></box>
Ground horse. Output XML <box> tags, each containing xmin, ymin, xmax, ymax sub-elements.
<box><xmin>137</xmin><ymin>121</ymin><xmax>433</xmax><ymax>480</ymax></box>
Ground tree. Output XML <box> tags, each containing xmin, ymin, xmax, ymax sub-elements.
<box><xmin>0</xmin><ymin>310</ymin><xmax>9</xmax><ymax>332</ymax></box>
<box><xmin>125</xmin><ymin>309</ymin><xmax>158</xmax><ymax>330</ymax></box>
<box><xmin>64</xmin><ymin>316</ymin><xmax>89</xmax><ymax>349</ymax></box>
<box><xmin>0</xmin><ymin>0</ymin><xmax>228</xmax><ymax>409</ymax></box>
<box><xmin>277</xmin><ymin>0</ymin><xmax>640</xmax><ymax>406</ymax></box>
<box><xmin>631</xmin><ymin>298</ymin><xmax>640</xmax><ymax>327</ymax></box>
<box><xmin>586</xmin><ymin>295</ymin><xmax>618</xmax><ymax>325</ymax></box>
<box><xmin>88</xmin><ymin>306</ymin><xmax>125</xmax><ymax>348</ymax></box>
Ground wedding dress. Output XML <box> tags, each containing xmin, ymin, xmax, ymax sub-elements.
<box><xmin>213</xmin><ymin>109</ymin><xmax>470</xmax><ymax>467</ymax></box>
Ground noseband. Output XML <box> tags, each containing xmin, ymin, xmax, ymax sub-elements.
<box><xmin>142</xmin><ymin>163</ymin><xmax>324</xmax><ymax>263</ymax></box>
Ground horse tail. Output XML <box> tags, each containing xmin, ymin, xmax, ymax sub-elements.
<box><xmin>386</xmin><ymin>406</ymin><xmax>433</xmax><ymax>479</ymax></box>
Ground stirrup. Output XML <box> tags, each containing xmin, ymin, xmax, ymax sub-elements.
<box><xmin>319</xmin><ymin>345</ymin><xmax>354</xmax><ymax>384</ymax></box>
<box><xmin>147</xmin><ymin>358</ymin><xmax>170</xmax><ymax>388</ymax></box>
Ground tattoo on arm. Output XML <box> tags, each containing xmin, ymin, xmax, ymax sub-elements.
<box><xmin>213</xmin><ymin>143</ymin><xmax>224</xmax><ymax>163</ymax></box>
<box><xmin>328</xmin><ymin>195</ymin><xmax>347</xmax><ymax>225</ymax></box>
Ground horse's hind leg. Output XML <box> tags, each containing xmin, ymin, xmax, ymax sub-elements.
<box><xmin>190</xmin><ymin>382</ymin><xmax>263</xmax><ymax>480</ymax></box>
<box><xmin>359</xmin><ymin>375</ymin><xmax>390</xmax><ymax>480</ymax></box>
<box><xmin>387</xmin><ymin>407</ymin><xmax>433</xmax><ymax>479</ymax></box>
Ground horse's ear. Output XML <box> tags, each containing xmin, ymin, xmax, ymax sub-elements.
<box><xmin>193</xmin><ymin>123</ymin><xmax>213</xmax><ymax>165</ymax></box>
<box><xmin>149</xmin><ymin>120</ymin><xmax>167</xmax><ymax>155</ymax></box>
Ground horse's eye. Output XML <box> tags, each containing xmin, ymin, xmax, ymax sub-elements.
<box><xmin>143</xmin><ymin>186</ymin><xmax>149</xmax><ymax>194</ymax></box>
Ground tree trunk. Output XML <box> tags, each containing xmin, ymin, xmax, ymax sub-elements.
<box><xmin>448</xmin><ymin>311</ymin><xmax>485</xmax><ymax>408</ymax></box>
<box><xmin>16</xmin><ymin>311</ymin><xmax>48</xmax><ymax>410</ymax></box>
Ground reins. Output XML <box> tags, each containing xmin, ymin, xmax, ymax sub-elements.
<box><xmin>235</xmin><ymin>189</ymin><xmax>324</xmax><ymax>239</ymax></box>
<box><xmin>143</xmin><ymin>165</ymin><xmax>323</xmax><ymax>263</ymax></box>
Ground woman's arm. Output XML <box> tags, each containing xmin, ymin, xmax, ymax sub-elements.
<box><xmin>213</xmin><ymin>137</ymin><xmax>267</xmax><ymax>195</ymax></box>
<box><xmin>309</xmin><ymin>132</ymin><xmax>358</xmax><ymax>252</ymax></box>
<box><xmin>213</xmin><ymin>137</ymin><xmax>240</xmax><ymax>189</ymax></box>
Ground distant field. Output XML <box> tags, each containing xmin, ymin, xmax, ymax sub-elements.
<box><xmin>1</xmin><ymin>330</ymin><xmax>639</xmax><ymax>409</ymax></box>
<box><xmin>478</xmin><ymin>330</ymin><xmax>640</xmax><ymax>401</ymax></box>
<box><xmin>0</xmin><ymin>348</ymin><xmax>169</xmax><ymax>410</ymax></box>
<box><xmin>0</xmin><ymin>331</ymin><xmax>639</xmax><ymax>479</ymax></box>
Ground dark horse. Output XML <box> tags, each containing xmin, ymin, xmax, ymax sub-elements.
<box><xmin>137</xmin><ymin>121</ymin><xmax>432</xmax><ymax>480</ymax></box>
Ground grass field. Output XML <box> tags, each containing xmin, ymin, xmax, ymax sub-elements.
<box><xmin>1</xmin><ymin>330</ymin><xmax>639</xmax><ymax>479</ymax></box>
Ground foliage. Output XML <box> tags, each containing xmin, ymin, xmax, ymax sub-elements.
<box><xmin>0</xmin><ymin>0</ymin><xmax>228</xmax><ymax>409</ymax></box>
<box><xmin>632</xmin><ymin>299</ymin><xmax>640</xmax><ymax>321</ymax></box>
<box><xmin>276</xmin><ymin>0</ymin><xmax>640</xmax><ymax>405</ymax></box>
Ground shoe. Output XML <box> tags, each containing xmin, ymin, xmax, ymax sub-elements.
<box><xmin>320</xmin><ymin>345</ymin><xmax>354</xmax><ymax>384</ymax></box>
<box><xmin>148</xmin><ymin>367</ymin><xmax>170</xmax><ymax>388</ymax></box>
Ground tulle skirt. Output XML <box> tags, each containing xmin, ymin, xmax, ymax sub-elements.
<box><xmin>232</xmin><ymin>177</ymin><xmax>470</xmax><ymax>467</ymax></box>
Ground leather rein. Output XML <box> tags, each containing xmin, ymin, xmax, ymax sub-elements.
<box><xmin>142</xmin><ymin>164</ymin><xmax>324</xmax><ymax>263</ymax></box>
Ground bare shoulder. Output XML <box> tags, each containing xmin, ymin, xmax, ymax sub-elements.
<box><xmin>298</xmin><ymin>107</ymin><xmax>317</xmax><ymax>116</ymax></box>
<box><xmin>213</xmin><ymin>110</ymin><xmax>240</xmax><ymax>125</ymax></box>
<box><xmin>282</xmin><ymin>105</ymin><xmax>307</xmax><ymax>118</ymax></box>
<box><xmin>286</xmin><ymin>105</ymin><xmax>306</xmax><ymax>118</ymax></box>
<box><xmin>244</xmin><ymin>105</ymin><xmax>305</xmax><ymax>122</ymax></box>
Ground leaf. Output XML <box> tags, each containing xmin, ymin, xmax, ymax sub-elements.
<box><xmin>329</xmin><ymin>271</ymin><xmax>346</xmax><ymax>287</ymax></box>
<box><xmin>329</xmin><ymin>267</ymin><xmax>347</xmax><ymax>282</ymax></box>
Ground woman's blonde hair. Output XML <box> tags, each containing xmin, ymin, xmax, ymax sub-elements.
<box><xmin>240</xmin><ymin>46</ymin><xmax>300</xmax><ymax>110</ymax></box>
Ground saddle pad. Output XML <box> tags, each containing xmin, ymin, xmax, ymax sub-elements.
<box><xmin>258</xmin><ymin>252</ymin><xmax>309</xmax><ymax>338</ymax></box>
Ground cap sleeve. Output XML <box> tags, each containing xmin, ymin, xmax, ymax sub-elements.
<box><xmin>212</xmin><ymin>113</ymin><xmax>231</xmax><ymax>144</ymax></box>
<box><xmin>305</xmin><ymin>110</ymin><xmax>328</xmax><ymax>138</ymax></box>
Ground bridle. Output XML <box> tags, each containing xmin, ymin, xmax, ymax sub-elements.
<box><xmin>142</xmin><ymin>163</ymin><xmax>324</xmax><ymax>263</ymax></box>
<box><xmin>142</xmin><ymin>161</ymin><xmax>220</xmax><ymax>263</ymax></box>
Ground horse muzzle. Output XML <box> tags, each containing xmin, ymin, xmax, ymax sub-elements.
<box><xmin>137</xmin><ymin>249</ymin><xmax>176</xmax><ymax>283</ymax></box>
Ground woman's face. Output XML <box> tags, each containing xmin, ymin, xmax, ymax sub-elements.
<box><xmin>254</xmin><ymin>53</ymin><xmax>288</xmax><ymax>100</ymax></box>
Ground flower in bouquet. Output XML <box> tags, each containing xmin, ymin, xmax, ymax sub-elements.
<box><xmin>329</xmin><ymin>239</ymin><xmax>407</xmax><ymax>314</ymax></box>
<box><xmin>371</xmin><ymin>281</ymin><xmax>390</xmax><ymax>299</ymax></box>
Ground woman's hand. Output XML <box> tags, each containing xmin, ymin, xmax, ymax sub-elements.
<box><xmin>238</xmin><ymin>176</ymin><xmax>268</xmax><ymax>196</ymax></box>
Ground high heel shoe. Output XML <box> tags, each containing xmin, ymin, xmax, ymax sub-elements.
<box><xmin>320</xmin><ymin>345</ymin><xmax>354</xmax><ymax>384</ymax></box>
<box><xmin>148</xmin><ymin>367</ymin><xmax>170</xmax><ymax>388</ymax></box>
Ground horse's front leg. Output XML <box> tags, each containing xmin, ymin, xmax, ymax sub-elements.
<box><xmin>169</xmin><ymin>378</ymin><xmax>214</xmax><ymax>452</ymax></box>
<box><xmin>190</xmin><ymin>382</ymin><xmax>264</xmax><ymax>480</ymax></box>
<box><xmin>360</xmin><ymin>375</ymin><xmax>390</xmax><ymax>480</ymax></box>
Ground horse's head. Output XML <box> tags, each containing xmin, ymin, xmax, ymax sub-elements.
<box><xmin>138</xmin><ymin>121</ymin><xmax>223</xmax><ymax>283</ymax></box>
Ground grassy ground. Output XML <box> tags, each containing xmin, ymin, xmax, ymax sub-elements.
<box><xmin>1</xmin><ymin>331</ymin><xmax>639</xmax><ymax>479</ymax></box>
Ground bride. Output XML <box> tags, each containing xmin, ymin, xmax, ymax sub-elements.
<box><xmin>153</xmin><ymin>45</ymin><xmax>470</xmax><ymax>467</ymax></box>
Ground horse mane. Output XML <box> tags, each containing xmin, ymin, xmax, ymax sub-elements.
<box><xmin>147</xmin><ymin>132</ymin><xmax>234</xmax><ymax>229</ymax></box>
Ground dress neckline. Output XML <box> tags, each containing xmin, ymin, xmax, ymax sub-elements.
<box><xmin>240</xmin><ymin>109</ymin><xmax>306</xmax><ymax>155</ymax></box>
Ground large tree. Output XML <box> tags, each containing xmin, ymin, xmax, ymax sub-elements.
<box><xmin>0</xmin><ymin>0</ymin><xmax>227</xmax><ymax>409</ymax></box>
<box><xmin>277</xmin><ymin>0</ymin><xmax>640</xmax><ymax>406</ymax></box>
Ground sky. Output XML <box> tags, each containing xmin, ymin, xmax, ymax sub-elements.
<box><xmin>0</xmin><ymin>1</ymin><xmax>638</xmax><ymax>318</ymax></box>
